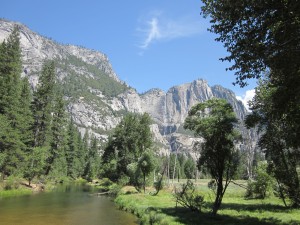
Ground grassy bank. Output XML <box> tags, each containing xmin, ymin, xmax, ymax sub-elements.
<box><xmin>115</xmin><ymin>180</ymin><xmax>300</xmax><ymax>225</ymax></box>
<box><xmin>0</xmin><ymin>177</ymin><xmax>103</xmax><ymax>199</ymax></box>
<box><xmin>0</xmin><ymin>188</ymin><xmax>32</xmax><ymax>198</ymax></box>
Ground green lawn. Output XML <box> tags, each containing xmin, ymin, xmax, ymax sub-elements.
<box><xmin>115</xmin><ymin>180</ymin><xmax>300</xmax><ymax>225</ymax></box>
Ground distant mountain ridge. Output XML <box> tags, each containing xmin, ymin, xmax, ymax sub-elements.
<box><xmin>0</xmin><ymin>19</ymin><xmax>257</xmax><ymax>157</ymax></box>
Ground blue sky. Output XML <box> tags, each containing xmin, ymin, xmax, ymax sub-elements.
<box><xmin>1</xmin><ymin>0</ymin><xmax>256</xmax><ymax>102</ymax></box>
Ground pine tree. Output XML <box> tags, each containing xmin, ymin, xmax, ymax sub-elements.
<box><xmin>18</xmin><ymin>77</ymin><xmax>34</xmax><ymax>148</ymax></box>
<box><xmin>45</xmin><ymin>92</ymin><xmax>67</xmax><ymax>175</ymax></box>
<box><xmin>0</xmin><ymin>26</ymin><xmax>22</xmax><ymax>116</ymax></box>
<box><xmin>84</xmin><ymin>136</ymin><xmax>100</xmax><ymax>181</ymax></box>
<box><xmin>0</xmin><ymin>26</ymin><xmax>26</xmax><ymax>177</ymax></box>
<box><xmin>65</xmin><ymin>120</ymin><xmax>86</xmax><ymax>179</ymax></box>
<box><xmin>32</xmin><ymin>61</ymin><xmax>56</xmax><ymax>148</ymax></box>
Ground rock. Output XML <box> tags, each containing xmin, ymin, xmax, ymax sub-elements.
<box><xmin>0</xmin><ymin>19</ymin><xmax>258</xmax><ymax>158</ymax></box>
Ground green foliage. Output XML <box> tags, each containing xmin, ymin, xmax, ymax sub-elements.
<box><xmin>58</xmin><ymin>55</ymin><xmax>128</xmax><ymax>98</ymax></box>
<box><xmin>23</xmin><ymin>147</ymin><xmax>49</xmax><ymax>186</ymax></box>
<box><xmin>201</xmin><ymin>0</ymin><xmax>300</xmax><ymax>88</ymax></box>
<box><xmin>245</xmin><ymin>161</ymin><xmax>276</xmax><ymax>199</ymax></box>
<box><xmin>184</xmin><ymin>157</ymin><xmax>196</xmax><ymax>179</ymax></box>
<box><xmin>138</xmin><ymin>150</ymin><xmax>157</xmax><ymax>193</ymax></box>
<box><xmin>65</xmin><ymin>120</ymin><xmax>85</xmax><ymax>178</ymax></box>
<box><xmin>3</xmin><ymin>175</ymin><xmax>22</xmax><ymax>190</ymax></box>
<box><xmin>246</xmin><ymin>78</ymin><xmax>300</xmax><ymax>207</ymax></box>
<box><xmin>202</xmin><ymin>0</ymin><xmax>300</xmax><ymax>208</ymax></box>
<box><xmin>0</xmin><ymin>27</ymin><xmax>26</xmax><ymax>178</ymax></box>
<box><xmin>102</xmin><ymin>113</ymin><xmax>154</xmax><ymax>182</ymax></box>
<box><xmin>184</xmin><ymin>98</ymin><xmax>241</xmax><ymax>215</ymax></box>
<box><xmin>174</xmin><ymin>180</ymin><xmax>205</xmax><ymax>212</ymax></box>
<box><xmin>32</xmin><ymin>61</ymin><xmax>56</xmax><ymax>147</ymax></box>
<box><xmin>84</xmin><ymin>136</ymin><xmax>101</xmax><ymax>181</ymax></box>
<box><xmin>0</xmin><ymin>28</ymin><xmax>97</xmax><ymax>187</ymax></box>
<box><xmin>18</xmin><ymin>77</ymin><xmax>34</xmax><ymax>147</ymax></box>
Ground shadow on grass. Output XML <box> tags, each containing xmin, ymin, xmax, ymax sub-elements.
<box><xmin>159</xmin><ymin>206</ymin><xmax>299</xmax><ymax>225</ymax></box>
<box><xmin>220</xmin><ymin>202</ymin><xmax>287</xmax><ymax>212</ymax></box>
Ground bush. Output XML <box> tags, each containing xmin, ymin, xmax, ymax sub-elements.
<box><xmin>174</xmin><ymin>180</ymin><xmax>205</xmax><ymax>212</ymax></box>
<box><xmin>153</xmin><ymin>173</ymin><xmax>164</xmax><ymax>195</ymax></box>
<box><xmin>245</xmin><ymin>161</ymin><xmax>275</xmax><ymax>199</ymax></box>
<box><xmin>3</xmin><ymin>176</ymin><xmax>21</xmax><ymax>190</ymax></box>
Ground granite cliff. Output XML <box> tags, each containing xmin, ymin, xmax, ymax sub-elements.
<box><xmin>0</xmin><ymin>19</ymin><xmax>257</xmax><ymax>159</ymax></box>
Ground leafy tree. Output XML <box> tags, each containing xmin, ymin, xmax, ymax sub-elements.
<box><xmin>201</xmin><ymin>0</ymin><xmax>300</xmax><ymax>207</ymax></box>
<box><xmin>137</xmin><ymin>150</ymin><xmax>156</xmax><ymax>193</ymax></box>
<box><xmin>246</xmin><ymin>79</ymin><xmax>300</xmax><ymax>207</ymax></box>
<box><xmin>102</xmin><ymin>113</ymin><xmax>153</xmax><ymax>182</ymax></box>
<box><xmin>245</xmin><ymin>161</ymin><xmax>275</xmax><ymax>199</ymax></box>
<box><xmin>201</xmin><ymin>0</ymin><xmax>300</xmax><ymax>88</ymax></box>
<box><xmin>184</xmin><ymin>98</ymin><xmax>240</xmax><ymax>215</ymax></box>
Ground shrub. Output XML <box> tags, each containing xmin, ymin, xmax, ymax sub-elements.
<box><xmin>3</xmin><ymin>176</ymin><xmax>21</xmax><ymax>190</ymax></box>
<box><xmin>174</xmin><ymin>180</ymin><xmax>205</xmax><ymax>212</ymax></box>
<box><xmin>245</xmin><ymin>161</ymin><xmax>275</xmax><ymax>199</ymax></box>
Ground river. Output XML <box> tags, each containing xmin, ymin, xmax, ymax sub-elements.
<box><xmin>0</xmin><ymin>184</ymin><xmax>137</xmax><ymax>225</ymax></box>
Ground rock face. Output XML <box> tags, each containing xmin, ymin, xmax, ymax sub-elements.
<box><xmin>0</xmin><ymin>19</ymin><xmax>257</xmax><ymax>155</ymax></box>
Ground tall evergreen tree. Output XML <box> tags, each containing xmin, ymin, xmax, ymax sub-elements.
<box><xmin>84</xmin><ymin>136</ymin><xmax>100</xmax><ymax>181</ymax></box>
<box><xmin>0</xmin><ymin>26</ymin><xmax>22</xmax><ymax>116</ymax></box>
<box><xmin>32</xmin><ymin>61</ymin><xmax>56</xmax><ymax>148</ymax></box>
<box><xmin>46</xmin><ymin>92</ymin><xmax>67</xmax><ymax>175</ymax></box>
<box><xmin>65</xmin><ymin>120</ymin><xmax>86</xmax><ymax>179</ymax></box>
<box><xmin>18</xmin><ymin>77</ymin><xmax>34</xmax><ymax>148</ymax></box>
<box><xmin>0</xmin><ymin>26</ymin><xmax>26</xmax><ymax>177</ymax></box>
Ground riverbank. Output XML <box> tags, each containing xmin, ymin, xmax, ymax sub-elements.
<box><xmin>0</xmin><ymin>177</ymin><xmax>87</xmax><ymax>199</ymax></box>
<box><xmin>0</xmin><ymin>179</ymin><xmax>45</xmax><ymax>199</ymax></box>
<box><xmin>115</xmin><ymin>180</ymin><xmax>300</xmax><ymax>225</ymax></box>
<box><xmin>0</xmin><ymin>177</ymin><xmax>116</xmax><ymax>199</ymax></box>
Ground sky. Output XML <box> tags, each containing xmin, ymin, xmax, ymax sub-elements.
<box><xmin>1</xmin><ymin>0</ymin><xmax>256</xmax><ymax>106</ymax></box>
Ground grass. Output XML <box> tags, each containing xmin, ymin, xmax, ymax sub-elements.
<box><xmin>0</xmin><ymin>188</ymin><xmax>32</xmax><ymax>199</ymax></box>
<box><xmin>115</xmin><ymin>179</ymin><xmax>300</xmax><ymax>225</ymax></box>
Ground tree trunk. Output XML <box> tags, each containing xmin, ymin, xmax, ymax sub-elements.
<box><xmin>143</xmin><ymin>172</ymin><xmax>146</xmax><ymax>194</ymax></box>
<box><xmin>212</xmin><ymin>178</ymin><xmax>224</xmax><ymax>216</ymax></box>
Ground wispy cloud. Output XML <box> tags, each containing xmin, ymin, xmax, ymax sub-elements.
<box><xmin>236</xmin><ymin>89</ymin><xmax>255</xmax><ymax>111</ymax></box>
<box><xmin>137</xmin><ymin>12</ymin><xmax>204</xmax><ymax>50</ymax></box>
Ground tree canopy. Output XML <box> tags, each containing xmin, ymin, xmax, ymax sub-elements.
<box><xmin>202</xmin><ymin>0</ymin><xmax>300</xmax><ymax>208</ymax></box>
<box><xmin>102</xmin><ymin>113</ymin><xmax>154</xmax><ymax>187</ymax></box>
<box><xmin>184</xmin><ymin>98</ymin><xmax>240</xmax><ymax>215</ymax></box>
<box><xmin>201</xmin><ymin>0</ymin><xmax>300</xmax><ymax>87</ymax></box>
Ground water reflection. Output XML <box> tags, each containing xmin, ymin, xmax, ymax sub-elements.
<box><xmin>0</xmin><ymin>184</ymin><xmax>137</xmax><ymax>225</ymax></box>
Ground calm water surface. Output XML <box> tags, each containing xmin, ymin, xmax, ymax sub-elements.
<box><xmin>0</xmin><ymin>185</ymin><xmax>137</xmax><ymax>225</ymax></box>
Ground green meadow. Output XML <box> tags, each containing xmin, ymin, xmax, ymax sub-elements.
<box><xmin>115</xmin><ymin>179</ymin><xmax>300</xmax><ymax>225</ymax></box>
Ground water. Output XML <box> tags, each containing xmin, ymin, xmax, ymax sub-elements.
<box><xmin>0</xmin><ymin>185</ymin><xmax>137</xmax><ymax>225</ymax></box>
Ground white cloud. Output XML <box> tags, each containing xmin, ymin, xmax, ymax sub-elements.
<box><xmin>140</xmin><ymin>18</ymin><xmax>161</xmax><ymax>49</ymax></box>
<box><xmin>137</xmin><ymin>12</ymin><xmax>203</xmax><ymax>50</ymax></box>
<box><xmin>236</xmin><ymin>89</ymin><xmax>255</xmax><ymax>111</ymax></box>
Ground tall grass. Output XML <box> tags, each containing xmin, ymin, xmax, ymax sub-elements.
<box><xmin>0</xmin><ymin>188</ymin><xmax>32</xmax><ymax>198</ymax></box>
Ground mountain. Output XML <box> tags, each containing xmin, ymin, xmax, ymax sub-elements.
<box><xmin>0</xmin><ymin>19</ymin><xmax>257</xmax><ymax>157</ymax></box>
